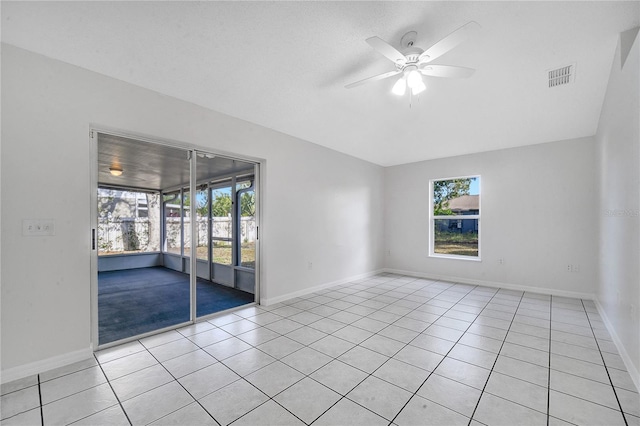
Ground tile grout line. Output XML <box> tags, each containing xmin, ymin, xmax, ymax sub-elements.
<box><xmin>581</xmin><ymin>299</ymin><xmax>629</xmax><ymax>426</ymax></box>
<box><xmin>256</xmin><ymin>279</ymin><xmax>477</xmax><ymax>356</ymax></box>
<box><xmin>21</xmin><ymin>274</ymin><xmax>629</xmax><ymax>426</ymax></box>
<box><xmin>233</xmin><ymin>277</ymin><xmax>456</xmax><ymax>425</ymax></box>
<box><xmin>230</xmin><ymin>277</ymin><xmax>464</xmax><ymax>425</ymax></box>
<box><xmin>97</xmin><ymin>277</ymin><xmax>581</xmax><ymax>425</ymax></box>
<box><xmin>135</xmin><ymin>321</ymin><xmax>310</xmax><ymax>426</ymax></box>
<box><xmin>37</xmin><ymin>374</ymin><xmax>44</xmax><ymax>426</ymax></box>
<box><xmin>388</xmin><ymin>284</ymin><xmax>492</xmax><ymax>421</ymax></box>
<box><xmin>92</xmin><ymin>354</ymin><xmax>133</xmax><ymax>426</ymax></box>
<box><xmin>466</xmin><ymin>290</ymin><xmax>527</xmax><ymax>425</ymax></box>
<box><xmin>13</xmin><ymin>363</ymin><xmax>124</xmax><ymax>425</ymax></box>
<box><xmin>105</xmin><ymin>278</ymin><xmax>545</xmax><ymax>423</ymax></box>
<box><xmin>340</xmin><ymin>286</ymin><xmax>624</xmax><ymax>421</ymax></box>
<box><xmin>142</xmin><ymin>321</ymin><xmax>318</xmax><ymax>426</ymax></box>
<box><xmin>121</xmin><ymin>302</ymin><xmax>320</xmax><ymax>424</ymax></box>
<box><xmin>228</xmin><ymin>275</ymin><xmax>441</xmax><ymax>425</ymax></box>
<box><xmin>303</xmin><ymin>278</ymin><xmax>465</xmax><ymax>425</ymax></box>
<box><xmin>229</xmin><ymin>399</ymin><xmax>307</xmax><ymax>426</ymax></box>
<box><xmin>382</xmin><ymin>284</ymin><xmax>501</xmax><ymax>425</ymax></box>
<box><xmin>137</xmin><ymin>340</ymin><xmax>225</xmax><ymax>426</ymax></box>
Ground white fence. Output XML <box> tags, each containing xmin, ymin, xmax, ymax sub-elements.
<box><xmin>98</xmin><ymin>217</ymin><xmax>256</xmax><ymax>253</ymax></box>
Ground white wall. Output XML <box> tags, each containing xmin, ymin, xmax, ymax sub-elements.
<box><xmin>384</xmin><ymin>137</ymin><xmax>598</xmax><ymax>297</ymax></box>
<box><xmin>0</xmin><ymin>45</ymin><xmax>385</xmax><ymax>375</ymax></box>
<box><xmin>596</xmin><ymin>30</ymin><xmax>640</xmax><ymax>385</ymax></box>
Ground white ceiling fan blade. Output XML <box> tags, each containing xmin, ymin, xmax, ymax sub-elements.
<box><xmin>345</xmin><ymin>70</ymin><xmax>402</xmax><ymax>89</ymax></box>
<box><xmin>419</xmin><ymin>65</ymin><xmax>476</xmax><ymax>79</ymax></box>
<box><xmin>418</xmin><ymin>21</ymin><xmax>480</xmax><ymax>63</ymax></box>
<box><xmin>366</xmin><ymin>36</ymin><xmax>406</xmax><ymax>64</ymax></box>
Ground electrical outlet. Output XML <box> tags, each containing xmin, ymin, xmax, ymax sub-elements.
<box><xmin>307</xmin><ymin>262</ymin><xmax>313</xmax><ymax>270</ymax></box>
<box><xmin>498</xmin><ymin>258</ymin><xmax>504</xmax><ymax>265</ymax></box>
<box><xmin>567</xmin><ymin>264</ymin><xmax>572</xmax><ymax>272</ymax></box>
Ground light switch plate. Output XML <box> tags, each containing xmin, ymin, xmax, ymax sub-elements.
<box><xmin>23</xmin><ymin>219</ymin><xmax>55</xmax><ymax>236</ymax></box>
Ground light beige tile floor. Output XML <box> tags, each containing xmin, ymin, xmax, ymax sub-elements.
<box><xmin>1</xmin><ymin>274</ymin><xmax>638</xmax><ymax>425</ymax></box>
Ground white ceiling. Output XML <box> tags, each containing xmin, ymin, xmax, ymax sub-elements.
<box><xmin>2</xmin><ymin>1</ymin><xmax>638</xmax><ymax>166</ymax></box>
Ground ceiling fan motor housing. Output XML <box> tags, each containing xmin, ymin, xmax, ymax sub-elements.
<box><xmin>396</xmin><ymin>31</ymin><xmax>426</xmax><ymax>71</ymax></box>
<box><xmin>396</xmin><ymin>48</ymin><xmax>425</xmax><ymax>71</ymax></box>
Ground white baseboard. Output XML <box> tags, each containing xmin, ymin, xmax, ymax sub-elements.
<box><xmin>383</xmin><ymin>268</ymin><xmax>596</xmax><ymax>300</ymax></box>
<box><xmin>594</xmin><ymin>298</ymin><xmax>640</xmax><ymax>393</ymax></box>
<box><xmin>260</xmin><ymin>269</ymin><xmax>385</xmax><ymax>306</ymax></box>
<box><xmin>1</xmin><ymin>345</ymin><xmax>94</xmax><ymax>384</ymax></box>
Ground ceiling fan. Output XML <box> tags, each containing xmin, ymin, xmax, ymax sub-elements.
<box><xmin>345</xmin><ymin>21</ymin><xmax>480</xmax><ymax>96</ymax></box>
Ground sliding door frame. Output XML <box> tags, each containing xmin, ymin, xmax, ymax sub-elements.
<box><xmin>90</xmin><ymin>126</ymin><xmax>263</xmax><ymax>350</ymax></box>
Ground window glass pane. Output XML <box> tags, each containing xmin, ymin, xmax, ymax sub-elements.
<box><xmin>182</xmin><ymin>190</ymin><xmax>191</xmax><ymax>257</ymax></box>
<box><xmin>237</xmin><ymin>180</ymin><xmax>251</xmax><ymax>190</ymax></box>
<box><xmin>98</xmin><ymin>188</ymin><xmax>160</xmax><ymax>255</ymax></box>
<box><xmin>240</xmin><ymin>188</ymin><xmax>256</xmax><ymax>269</ymax></box>
<box><xmin>434</xmin><ymin>219</ymin><xmax>478</xmax><ymax>257</ymax></box>
<box><xmin>163</xmin><ymin>193</ymin><xmax>181</xmax><ymax>255</ymax></box>
<box><xmin>211</xmin><ymin>187</ymin><xmax>232</xmax><ymax>265</ymax></box>
<box><xmin>431</xmin><ymin>176</ymin><xmax>480</xmax><ymax>259</ymax></box>
<box><xmin>196</xmin><ymin>188</ymin><xmax>209</xmax><ymax>261</ymax></box>
<box><xmin>213</xmin><ymin>241</ymin><xmax>232</xmax><ymax>265</ymax></box>
<box><xmin>433</xmin><ymin>177</ymin><xmax>479</xmax><ymax>216</ymax></box>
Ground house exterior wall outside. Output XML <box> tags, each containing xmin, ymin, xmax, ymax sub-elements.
<box><xmin>596</xmin><ymin>30</ymin><xmax>640</xmax><ymax>385</ymax></box>
<box><xmin>0</xmin><ymin>44</ymin><xmax>385</xmax><ymax>373</ymax></box>
<box><xmin>434</xmin><ymin>218</ymin><xmax>478</xmax><ymax>234</ymax></box>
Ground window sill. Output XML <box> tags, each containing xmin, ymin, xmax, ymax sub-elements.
<box><xmin>429</xmin><ymin>253</ymin><xmax>482</xmax><ymax>262</ymax></box>
<box><xmin>98</xmin><ymin>251</ymin><xmax>161</xmax><ymax>257</ymax></box>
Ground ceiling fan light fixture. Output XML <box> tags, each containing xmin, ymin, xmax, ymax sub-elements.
<box><xmin>109</xmin><ymin>166</ymin><xmax>123</xmax><ymax>176</ymax></box>
<box><xmin>392</xmin><ymin>76</ymin><xmax>407</xmax><ymax>96</ymax></box>
<box><xmin>347</xmin><ymin>22</ymin><xmax>479</xmax><ymax>101</ymax></box>
<box><xmin>411</xmin><ymin>79</ymin><xmax>427</xmax><ymax>95</ymax></box>
<box><xmin>407</xmin><ymin>69</ymin><xmax>423</xmax><ymax>89</ymax></box>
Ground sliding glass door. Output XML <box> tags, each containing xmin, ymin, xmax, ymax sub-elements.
<box><xmin>93</xmin><ymin>133</ymin><xmax>259</xmax><ymax>347</ymax></box>
<box><xmin>95</xmin><ymin>134</ymin><xmax>192</xmax><ymax>345</ymax></box>
<box><xmin>195</xmin><ymin>153</ymin><xmax>257</xmax><ymax>318</ymax></box>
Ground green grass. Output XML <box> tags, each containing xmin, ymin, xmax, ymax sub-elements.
<box><xmin>172</xmin><ymin>242</ymin><xmax>255</xmax><ymax>268</ymax></box>
<box><xmin>434</xmin><ymin>231</ymin><xmax>478</xmax><ymax>257</ymax></box>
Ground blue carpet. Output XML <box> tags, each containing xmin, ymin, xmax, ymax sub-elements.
<box><xmin>98</xmin><ymin>266</ymin><xmax>254</xmax><ymax>344</ymax></box>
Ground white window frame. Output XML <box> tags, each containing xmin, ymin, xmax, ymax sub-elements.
<box><xmin>429</xmin><ymin>175</ymin><xmax>481</xmax><ymax>261</ymax></box>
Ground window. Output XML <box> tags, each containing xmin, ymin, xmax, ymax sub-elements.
<box><xmin>97</xmin><ymin>188</ymin><xmax>161</xmax><ymax>255</ymax></box>
<box><xmin>430</xmin><ymin>176</ymin><xmax>480</xmax><ymax>259</ymax></box>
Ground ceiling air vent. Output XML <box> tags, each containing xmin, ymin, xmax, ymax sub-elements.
<box><xmin>548</xmin><ymin>64</ymin><xmax>575</xmax><ymax>88</ymax></box>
